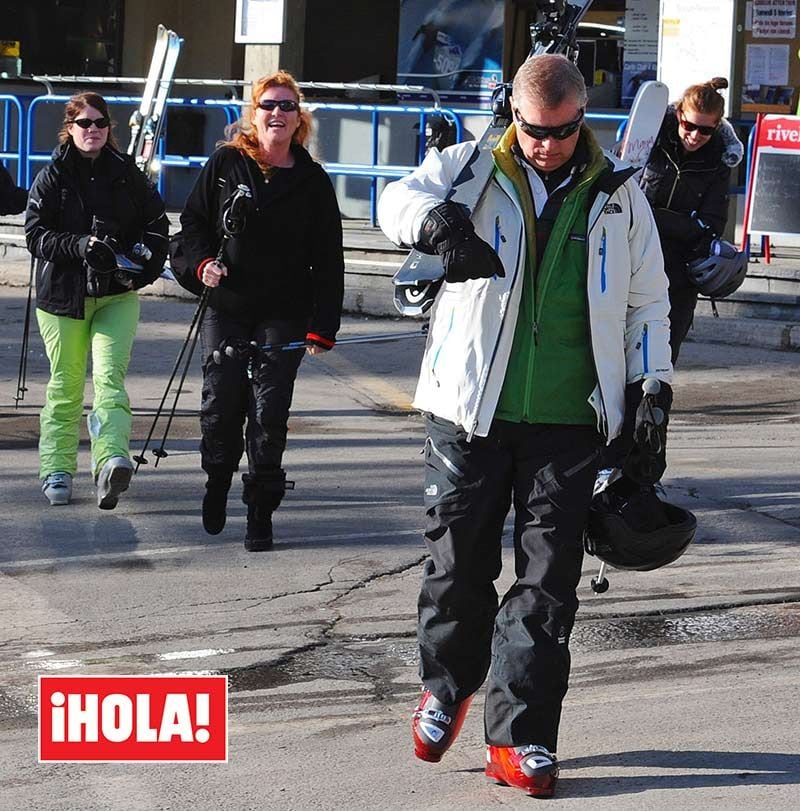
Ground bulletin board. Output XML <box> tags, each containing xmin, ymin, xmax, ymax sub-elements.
<box><xmin>742</xmin><ymin>0</ymin><xmax>800</xmax><ymax>114</ymax></box>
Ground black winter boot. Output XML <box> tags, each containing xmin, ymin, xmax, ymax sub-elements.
<box><xmin>245</xmin><ymin>504</ymin><xmax>274</xmax><ymax>551</ymax></box>
<box><xmin>241</xmin><ymin>470</ymin><xmax>291</xmax><ymax>552</ymax></box>
<box><xmin>202</xmin><ymin>469</ymin><xmax>233</xmax><ymax>535</ymax></box>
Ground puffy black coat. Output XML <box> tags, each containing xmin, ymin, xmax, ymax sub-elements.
<box><xmin>639</xmin><ymin>111</ymin><xmax>731</xmax><ymax>290</ymax></box>
<box><xmin>25</xmin><ymin>141</ymin><xmax>169</xmax><ymax>318</ymax></box>
<box><xmin>178</xmin><ymin>144</ymin><xmax>344</xmax><ymax>342</ymax></box>
<box><xmin>0</xmin><ymin>162</ymin><xmax>27</xmax><ymax>215</ymax></box>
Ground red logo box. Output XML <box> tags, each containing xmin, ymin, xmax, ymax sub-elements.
<box><xmin>38</xmin><ymin>675</ymin><xmax>228</xmax><ymax>762</ymax></box>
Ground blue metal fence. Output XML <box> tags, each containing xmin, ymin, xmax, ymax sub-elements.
<box><xmin>0</xmin><ymin>95</ymin><xmax>24</xmax><ymax>185</ymax></box>
<box><xmin>4</xmin><ymin>90</ymin><xmax>755</xmax><ymax>226</ymax></box>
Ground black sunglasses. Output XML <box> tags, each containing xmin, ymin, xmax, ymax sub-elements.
<box><xmin>70</xmin><ymin>117</ymin><xmax>110</xmax><ymax>129</ymax></box>
<box><xmin>679</xmin><ymin>117</ymin><xmax>717</xmax><ymax>136</ymax></box>
<box><xmin>257</xmin><ymin>99</ymin><xmax>299</xmax><ymax>112</ymax></box>
<box><xmin>514</xmin><ymin>108</ymin><xmax>584</xmax><ymax>140</ymax></box>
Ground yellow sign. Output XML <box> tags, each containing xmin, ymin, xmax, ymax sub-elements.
<box><xmin>0</xmin><ymin>41</ymin><xmax>21</xmax><ymax>58</ymax></box>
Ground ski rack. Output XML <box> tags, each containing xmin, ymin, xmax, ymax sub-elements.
<box><xmin>127</xmin><ymin>25</ymin><xmax>183</xmax><ymax>180</ymax></box>
<box><xmin>391</xmin><ymin>0</ymin><xmax>595</xmax><ymax>316</ymax></box>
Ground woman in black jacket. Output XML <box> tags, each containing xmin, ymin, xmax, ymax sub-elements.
<box><xmin>25</xmin><ymin>92</ymin><xmax>169</xmax><ymax>509</ymax></box>
<box><xmin>639</xmin><ymin>77</ymin><xmax>742</xmax><ymax>363</ymax></box>
<box><xmin>179</xmin><ymin>70</ymin><xmax>344</xmax><ymax>551</ymax></box>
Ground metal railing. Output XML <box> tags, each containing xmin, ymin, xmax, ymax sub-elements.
<box><xmin>4</xmin><ymin>79</ymin><xmax>759</xmax><ymax>230</ymax></box>
<box><xmin>0</xmin><ymin>94</ymin><xmax>24</xmax><ymax>185</ymax></box>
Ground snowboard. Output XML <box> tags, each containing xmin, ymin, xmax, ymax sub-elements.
<box><xmin>616</xmin><ymin>80</ymin><xmax>669</xmax><ymax>167</ymax></box>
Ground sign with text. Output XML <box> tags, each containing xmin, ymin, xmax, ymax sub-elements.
<box><xmin>235</xmin><ymin>0</ymin><xmax>286</xmax><ymax>44</ymax></box>
<box><xmin>659</xmin><ymin>0</ymin><xmax>735</xmax><ymax>107</ymax></box>
<box><xmin>752</xmin><ymin>0</ymin><xmax>797</xmax><ymax>39</ymax></box>
<box><xmin>38</xmin><ymin>675</ymin><xmax>228</xmax><ymax>762</ymax></box>
<box><xmin>747</xmin><ymin>115</ymin><xmax>800</xmax><ymax>237</ymax></box>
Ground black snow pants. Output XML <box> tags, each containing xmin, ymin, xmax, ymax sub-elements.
<box><xmin>668</xmin><ymin>285</ymin><xmax>699</xmax><ymax>365</ymax></box>
<box><xmin>418</xmin><ymin>415</ymin><xmax>602</xmax><ymax>752</ymax></box>
<box><xmin>199</xmin><ymin>307</ymin><xmax>305</xmax><ymax>479</ymax></box>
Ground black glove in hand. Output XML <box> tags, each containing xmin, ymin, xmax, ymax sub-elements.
<box><xmin>84</xmin><ymin>237</ymin><xmax>118</xmax><ymax>271</ymax></box>
<box><xmin>622</xmin><ymin>378</ymin><xmax>673</xmax><ymax>485</ymax></box>
<box><xmin>415</xmin><ymin>202</ymin><xmax>504</xmax><ymax>283</ymax></box>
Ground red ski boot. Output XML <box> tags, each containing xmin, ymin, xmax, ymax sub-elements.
<box><xmin>485</xmin><ymin>744</ymin><xmax>559</xmax><ymax>798</ymax></box>
<box><xmin>411</xmin><ymin>690</ymin><xmax>473</xmax><ymax>763</ymax></box>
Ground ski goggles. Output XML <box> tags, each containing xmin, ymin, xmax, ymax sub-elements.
<box><xmin>679</xmin><ymin>117</ymin><xmax>717</xmax><ymax>136</ymax></box>
<box><xmin>513</xmin><ymin>108</ymin><xmax>584</xmax><ymax>141</ymax></box>
<box><xmin>257</xmin><ymin>99</ymin><xmax>300</xmax><ymax>112</ymax></box>
<box><xmin>70</xmin><ymin>117</ymin><xmax>110</xmax><ymax>129</ymax></box>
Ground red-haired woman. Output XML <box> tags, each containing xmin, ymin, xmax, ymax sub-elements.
<box><xmin>25</xmin><ymin>92</ymin><xmax>169</xmax><ymax>509</ymax></box>
<box><xmin>180</xmin><ymin>70</ymin><xmax>344</xmax><ymax>550</ymax></box>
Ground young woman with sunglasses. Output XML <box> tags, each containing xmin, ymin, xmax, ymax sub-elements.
<box><xmin>639</xmin><ymin>77</ymin><xmax>743</xmax><ymax>363</ymax></box>
<box><xmin>25</xmin><ymin>92</ymin><xmax>169</xmax><ymax>509</ymax></box>
<box><xmin>179</xmin><ymin>70</ymin><xmax>344</xmax><ymax>550</ymax></box>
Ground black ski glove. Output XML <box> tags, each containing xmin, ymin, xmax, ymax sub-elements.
<box><xmin>621</xmin><ymin>378</ymin><xmax>673</xmax><ymax>485</ymax></box>
<box><xmin>83</xmin><ymin>236</ymin><xmax>119</xmax><ymax>272</ymax></box>
<box><xmin>415</xmin><ymin>201</ymin><xmax>504</xmax><ymax>283</ymax></box>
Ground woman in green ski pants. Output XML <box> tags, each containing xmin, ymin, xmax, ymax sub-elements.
<box><xmin>25</xmin><ymin>92</ymin><xmax>169</xmax><ymax>508</ymax></box>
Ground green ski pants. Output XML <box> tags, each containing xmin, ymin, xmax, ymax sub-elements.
<box><xmin>36</xmin><ymin>291</ymin><xmax>140</xmax><ymax>480</ymax></box>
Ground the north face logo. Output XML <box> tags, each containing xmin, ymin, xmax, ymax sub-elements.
<box><xmin>603</xmin><ymin>203</ymin><xmax>623</xmax><ymax>214</ymax></box>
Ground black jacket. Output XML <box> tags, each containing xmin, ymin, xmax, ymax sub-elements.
<box><xmin>179</xmin><ymin>144</ymin><xmax>344</xmax><ymax>341</ymax></box>
<box><xmin>639</xmin><ymin>111</ymin><xmax>731</xmax><ymax>289</ymax></box>
<box><xmin>25</xmin><ymin>141</ymin><xmax>169</xmax><ymax>318</ymax></box>
<box><xmin>0</xmin><ymin>163</ymin><xmax>27</xmax><ymax>215</ymax></box>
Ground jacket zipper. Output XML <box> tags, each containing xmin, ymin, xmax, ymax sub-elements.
<box><xmin>642</xmin><ymin>322</ymin><xmax>650</xmax><ymax>374</ymax></box>
<box><xmin>467</xmin><ymin>189</ymin><xmax>521</xmax><ymax>441</ymax></box>
<box><xmin>430</xmin><ymin>308</ymin><xmax>455</xmax><ymax>378</ymax></box>
<box><xmin>599</xmin><ymin>227</ymin><xmax>607</xmax><ymax>293</ymax></box>
<box><xmin>585</xmin><ymin>195</ymin><xmax>612</xmax><ymax>438</ymax></box>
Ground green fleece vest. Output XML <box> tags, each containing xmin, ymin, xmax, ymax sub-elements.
<box><xmin>494</xmin><ymin>126</ymin><xmax>608</xmax><ymax>425</ymax></box>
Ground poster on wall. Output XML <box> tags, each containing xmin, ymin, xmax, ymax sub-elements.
<box><xmin>396</xmin><ymin>0</ymin><xmax>504</xmax><ymax>101</ymax></box>
<box><xmin>752</xmin><ymin>0</ymin><xmax>797</xmax><ymax>39</ymax></box>
<box><xmin>623</xmin><ymin>0</ymin><xmax>660</xmax><ymax>107</ymax></box>
<box><xmin>658</xmin><ymin>0</ymin><xmax>735</xmax><ymax>106</ymax></box>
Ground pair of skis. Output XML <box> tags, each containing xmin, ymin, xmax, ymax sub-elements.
<box><xmin>392</xmin><ymin>0</ymin><xmax>668</xmax><ymax>315</ymax></box>
<box><xmin>127</xmin><ymin>25</ymin><xmax>183</xmax><ymax>180</ymax></box>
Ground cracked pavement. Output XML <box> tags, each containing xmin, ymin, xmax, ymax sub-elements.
<box><xmin>1</xmin><ymin>288</ymin><xmax>799</xmax><ymax>809</ymax></box>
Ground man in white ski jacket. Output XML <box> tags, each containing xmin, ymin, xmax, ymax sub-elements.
<box><xmin>378</xmin><ymin>54</ymin><xmax>672</xmax><ymax>798</ymax></box>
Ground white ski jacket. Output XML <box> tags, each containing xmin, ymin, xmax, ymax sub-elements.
<box><xmin>378</xmin><ymin>133</ymin><xmax>673</xmax><ymax>441</ymax></box>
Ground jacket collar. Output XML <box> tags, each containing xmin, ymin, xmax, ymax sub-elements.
<box><xmin>52</xmin><ymin>141</ymin><xmax>130</xmax><ymax>180</ymax></box>
<box><xmin>492</xmin><ymin>122</ymin><xmax>609</xmax><ymax>202</ymax></box>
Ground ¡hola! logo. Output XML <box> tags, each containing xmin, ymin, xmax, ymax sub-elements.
<box><xmin>38</xmin><ymin>675</ymin><xmax>228</xmax><ymax>762</ymax></box>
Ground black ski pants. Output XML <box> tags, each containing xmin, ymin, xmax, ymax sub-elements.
<box><xmin>668</xmin><ymin>285</ymin><xmax>698</xmax><ymax>365</ymax></box>
<box><xmin>199</xmin><ymin>308</ymin><xmax>305</xmax><ymax>477</ymax></box>
<box><xmin>418</xmin><ymin>415</ymin><xmax>602</xmax><ymax>752</ymax></box>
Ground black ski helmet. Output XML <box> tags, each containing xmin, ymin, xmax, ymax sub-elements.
<box><xmin>687</xmin><ymin>238</ymin><xmax>748</xmax><ymax>299</ymax></box>
<box><xmin>584</xmin><ymin>485</ymin><xmax>697</xmax><ymax>572</ymax></box>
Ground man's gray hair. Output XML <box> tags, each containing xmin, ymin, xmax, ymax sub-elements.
<box><xmin>512</xmin><ymin>54</ymin><xmax>588</xmax><ymax>109</ymax></box>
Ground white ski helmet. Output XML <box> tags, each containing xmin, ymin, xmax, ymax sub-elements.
<box><xmin>687</xmin><ymin>239</ymin><xmax>748</xmax><ymax>299</ymax></box>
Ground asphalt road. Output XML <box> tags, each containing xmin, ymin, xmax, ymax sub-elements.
<box><xmin>1</xmin><ymin>288</ymin><xmax>799</xmax><ymax>809</ymax></box>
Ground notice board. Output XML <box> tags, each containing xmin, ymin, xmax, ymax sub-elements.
<box><xmin>747</xmin><ymin>114</ymin><xmax>800</xmax><ymax>236</ymax></box>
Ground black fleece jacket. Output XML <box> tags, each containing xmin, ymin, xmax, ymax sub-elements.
<box><xmin>178</xmin><ymin>144</ymin><xmax>344</xmax><ymax>342</ymax></box>
<box><xmin>25</xmin><ymin>141</ymin><xmax>169</xmax><ymax>318</ymax></box>
<box><xmin>639</xmin><ymin>111</ymin><xmax>730</xmax><ymax>289</ymax></box>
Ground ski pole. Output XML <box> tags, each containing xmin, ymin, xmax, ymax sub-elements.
<box><xmin>14</xmin><ymin>255</ymin><xmax>35</xmax><ymax>408</ymax></box>
<box><xmin>135</xmin><ymin>184</ymin><xmax>252</xmax><ymax>469</ymax></box>
<box><xmin>132</xmin><ymin>285</ymin><xmax>209</xmax><ymax>471</ymax></box>
<box><xmin>214</xmin><ymin>326</ymin><xmax>428</xmax><ymax>363</ymax></box>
